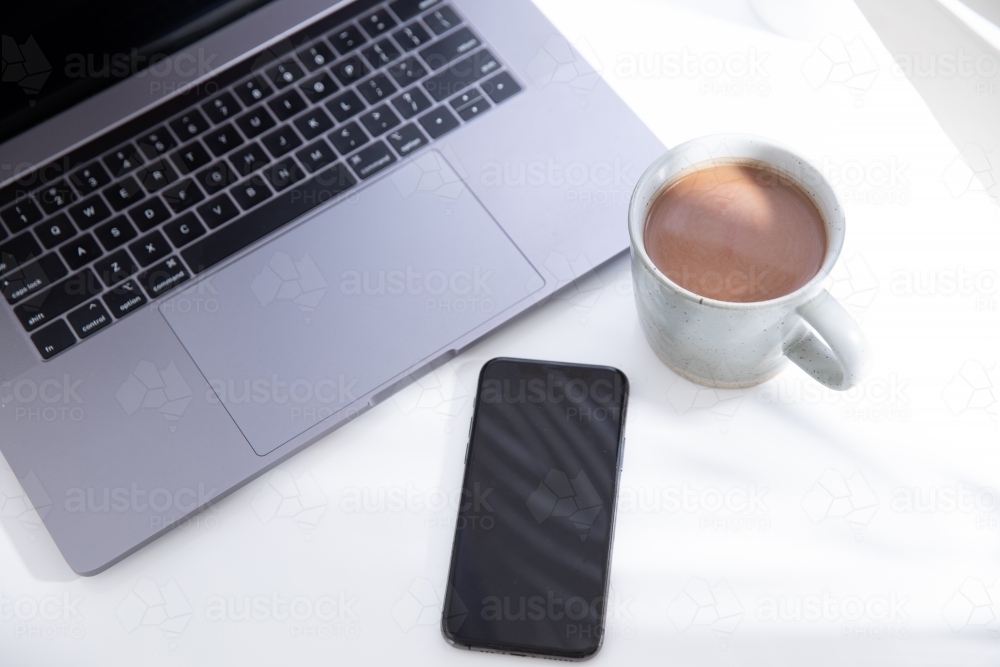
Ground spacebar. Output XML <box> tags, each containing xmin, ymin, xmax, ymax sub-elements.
<box><xmin>181</xmin><ymin>163</ymin><xmax>357</xmax><ymax>274</ymax></box>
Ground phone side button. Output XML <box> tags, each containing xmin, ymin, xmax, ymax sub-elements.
<box><xmin>619</xmin><ymin>438</ymin><xmax>626</xmax><ymax>470</ymax></box>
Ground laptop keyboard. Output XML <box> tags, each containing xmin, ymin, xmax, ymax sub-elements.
<box><xmin>0</xmin><ymin>0</ymin><xmax>522</xmax><ymax>360</ymax></box>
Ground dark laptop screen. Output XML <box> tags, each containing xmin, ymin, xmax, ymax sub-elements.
<box><xmin>1</xmin><ymin>0</ymin><xmax>277</xmax><ymax>144</ymax></box>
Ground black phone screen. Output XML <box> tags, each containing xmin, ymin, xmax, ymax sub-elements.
<box><xmin>442</xmin><ymin>358</ymin><xmax>628</xmax><ymax>660</ymax></box>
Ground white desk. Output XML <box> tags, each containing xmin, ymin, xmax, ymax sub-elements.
<box><xmin>1</xmin><ymin>0</ymin><xmax>998</xmax><ymax>665</ymax></box>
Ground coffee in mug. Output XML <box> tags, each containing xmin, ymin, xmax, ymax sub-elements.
<box><xmin>629</xmin><ymin>134</ymin><xmax>873</xmax><ymax>390</ymax></box>
<box><xmin>643</xmin><ymin>162</ymin><xmax>827</xmax><ymax>303</ymax></box>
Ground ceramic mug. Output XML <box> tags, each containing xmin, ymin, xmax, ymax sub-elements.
<box><xmin>628</xmin><ymin>134</ymin><xmax>873</xmax><ymax>390</ymax></box>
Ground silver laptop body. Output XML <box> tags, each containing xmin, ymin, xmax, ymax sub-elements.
<box><xmin>0</xmin><ymin>0</ymin><xmax>663</xmax><ymax>574</ymax></box>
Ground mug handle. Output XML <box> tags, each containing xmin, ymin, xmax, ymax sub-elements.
<box><xmin>783</xmin><ymin>289</ymin><xmax>873</xmax><ymax>390</ymax></box>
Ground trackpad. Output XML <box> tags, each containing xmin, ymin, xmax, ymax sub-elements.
<box><xmin>162</xmin><ymin>151</ymin><xmax>541</xmax><ymax>456</ymax></box>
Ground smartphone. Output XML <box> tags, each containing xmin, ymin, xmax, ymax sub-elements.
<box><xmin>442</xmin><ymin>357</ymin><xmax>628</xmax><ymax>660</ymax></box>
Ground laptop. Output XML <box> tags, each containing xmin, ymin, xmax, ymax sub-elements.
<box><xmin>0</xmin><ymin>0</ymin><xmax>663</xmax><ymax>574</ymax></box>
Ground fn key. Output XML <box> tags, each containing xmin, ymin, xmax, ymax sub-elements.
<box><xmin>31</xmin><ymin>320</ymin><xmax>76</xmax><ymax>359</ymax></box>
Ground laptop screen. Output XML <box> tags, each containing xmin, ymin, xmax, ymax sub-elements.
<box><xmin>1</xmin><ymin>0</ymin><xmax>277</xmax><ymax>144</ymax></box>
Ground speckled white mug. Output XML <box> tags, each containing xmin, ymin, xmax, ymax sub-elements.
<box><xmin>628</xmin><ymin>134</ymin><xmax>873</xmax><ymax>390</ymax></box>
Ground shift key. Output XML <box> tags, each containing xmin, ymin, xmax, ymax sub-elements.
<box><xmin>13</xmin><ymin>269</ymin><xmax>102</xmax><ymax>331</ymax></box>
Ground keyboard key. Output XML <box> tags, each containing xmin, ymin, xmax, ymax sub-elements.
<box><xmin>296</xmin><ymin>140</ymin><xmax>338</xmax><ymax>172</ymax></box>
<box><xmin>182</xmin><ymin>163</ymin><xmax>356</xmax><ymax>273</ymax></box>
<box><xmin>393</xmin><ymin>22</ymin><xmax>432</xmax><ymax>51</ymax></box>
<box><xmin>266</xmin><ymin>60</ymin><xmax>305</xmax><ymax>89</ymax></box>
<box><xmin>481</xmin><ymin>71</ymin><xmax>522</xmax><ymax>104</ymax></box>
<box><xmin>69</xmin><ymin>162</ymin><xmax>111</xmax><ymax>195</ymax></box>
<box><xmin>204</xmin><ymin>124</ymin><xmax>245</xmax><ymax>156</ymax></box>
<box><xmin>59</xmin><ymin>234</ymin><xmax>103</xmax><ymax>270</ymax></box>
<box><xmin>262</xmin><ymin>160</ymin><xmax>305</xmax><ymax>191</ymax></box>
<box><xmin>386</xmin><ymin>124</ymin><xmax>428</xmax><ymax>157</ymax></box>
<box><xmin>196</xmin><ymin>162</ymin><xmax>240</xmax><ymax>195</ymax></box>
<box><xmin>360</xmin><ymin>105</ymin><xmax>401</xmax><ymax>136</ymax></box>
<box><xmin>423</xmin><ymin>49</ymin><xmax>500</xmax><ymax>101</ymax></box>
<box><xmin>94</xmin><ymin>249</ymin><xmax>138</xmax><ymax>286</ymax></box>
<box><xmin>162</xmin><ymin>180</ymin><xmax>205</xmax><ymax>213</ymax></box>
<box><xmin>137</xmin><ymin>127</ymin><xmax>177</xmax><ymax>159</ymax></box>
<box><xmin>362</xmin><ymin>39</ymin><xmax>402</xmax><ymax>69</ymax></box>
<box><xmin>94</xmin><ymin>217</ymin><xmax>137</xmax><ymax>251</ymax></box>
<box><xmin>69</xmin><ymin>195</ymin><xmax>112</xmax><ymax>229</ymax></box>
<box><xmin>300</xmin><ymin>73</ymin><xmax>337</xmax><ymax>104</ymax></box>
<box><xmin>268</xmin><ymin>89</ymin><xmax>308</xmax><ymax>120</ymax></box>
<box><xmin>0</xmin><ymin>233</ymin><xmax>43</xmax><ymax>275</ymax></box>
<box><xmin>2</xmin><ymin>253</ymin><xmax>68</xmax><ymax>304</ymax></box>
<box><xmin>328</xmin><ymin>25</ymin><xmax>365</xmax><ymax>54</ymax></box>
<box><xmin>386</xmin><ymin>56</ymin><xmax>427</xmax><ymax>87</ymax></box>
<box><xmin>359</xmin><ymin>73</ymin><xmax>398</xmax><ymax>104</ymax></box>
<box><xmin>130</xmin><ymin>230</ymin><xmax>171</xmax><ymax>267</ymax></box>
<box><xmin>104</xmin><ymin>177</ymin><xmax>145</xmax><ymax>211</ymax></box>
<box><xmin>360</xmin><ymin>9</ymin><xmax>397</xmax><ymax>37</ymax></box>
<box><xmin>35</xmin><ymin>214</ymin><xmax>76</xmax><ymax>249</ymax></box>
<box><xmin>420</xmin><ymin>27</ymin><xmax>481</xmax><ymax>69</ymax></box>
<box><xmin>31</xmin><ymin>320</ymin><xmax>76</xmax><ymax>358</ymax></box>
<box><xmin>230</xmin><ymin>143</ymin><xmax>271</xmax><ymax>177</ymax></box>
<box><xmin>139</xmin><ymin>256</ymin><xmax>190</xmax><ymax>298</ymax></box>
<box><xmin>235</xmin><ymin>106</ymin><xmax>276</xmax><ymax>138</ymax></box>
<box><xmin>450</xmin><ymin>88</ymin><xmax>491</xmax><ymax>120</ymax></box>
<box><xmin>37</xmin><ymin>180</ymin><xmax>77</xmax><ymax>214</ymax></box>
<box><xmin>389</xmin><ymin>0</ymin><xmax>443</xmax><ymax>21</ymax></box>
<box><xmin>331</xmin><ymin>55</ymin><xmax>370</xmax><ymax>86</ymax></box>
<box><xmin>172</xmin><ymin>141</ymin><xmax>213</xmax><ymax>173</ymax></box>
<box><xmin>418</xmin><ymin>106</ymin><xmax>460</xmax><ymax>138</ymax></box>
<box><xmin>202</xmin><ymin>92</ymin><xmax>242</xmax><ymax>123</ymax></box>
<box><xmin>294</xmin><ymin>108</ymin><xmax>334</xmax><ymax>140</ymax></box>
<box><xmin>392</xmin><ymin>87</ymin><xmax>432</xmax><ymax>119</ymax></box>
<box><xmin>164</xmin><ymin>212</ymin><xmax>206</xmax><ymax>247</ymax></box>
<box><xmin>235</xmin><ymin>75</ymin><xmax>273</xmax><ymax>106</ymax></box>
<box><xmin>261</xmin><ymin>127</ymin><xmax>303</xmax><ymax>157</ymax></box>
<box><xmin>329</xmin><ymin>122</ymin><xmax>369</xmax><ymax>154</ymax></box>
<box><xmin>67</xmin><ymin>301</ymin><xmax>112</xmax><ymax>339</ymax></box>
<box><xmin>15</xmin><ymin>268</ymin><xmax>101</xmax><ymax>332</ymax></box>
<box><xmin>231</xmin><ymin>176</ymin><xmax>273</xmax><ymax>209</ymax></box>
<box><xmin>297</xmin><ymin>42</ymin><xmax>335</xmax><ymax>71</ymax></box>
<box><xmin>135</xmin><ymin>160</ymin><xmax>179</xmax><ymax>192</ymax></box>
<box><xmin>128</xmin><ymin>198</ymin><xmax>171</xmax><ymax>231</ymax></box>
<box><xmin>424</xmin><ymin>5</ymin><xmax>462</xmax><ymax>34</ymax></box>
<box><xmin>104</xmin><ymin>279</ymin><xmax>147</xmax><ymax>318</ymax></box>
<box><xmin>104</xmin><ymin>144</ymin><xmax>144</xmax><ymax>178</ymax></box>
<box><xmin>2</xmin><ymin>199</ymin><xmax>43</xmax><ymax>233</ymax></box>
<box><xmin>197</xmin><ymin>193</ymin><xmax>239</xmax><ymax>228</ymax></box>
<box><xmin>170</xmin><ymin>110</ymin><xmax>210</xmax><ymax>141</ymax></box>
<box><xmin>326</xmin><ymin>90</ymin><xmax>366</xmax><ymax>122</ymax></box>
<box><xmin>347</xmin><ymin>141</ymin><xmax>397</xmax><ymax>179</ymax></box>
